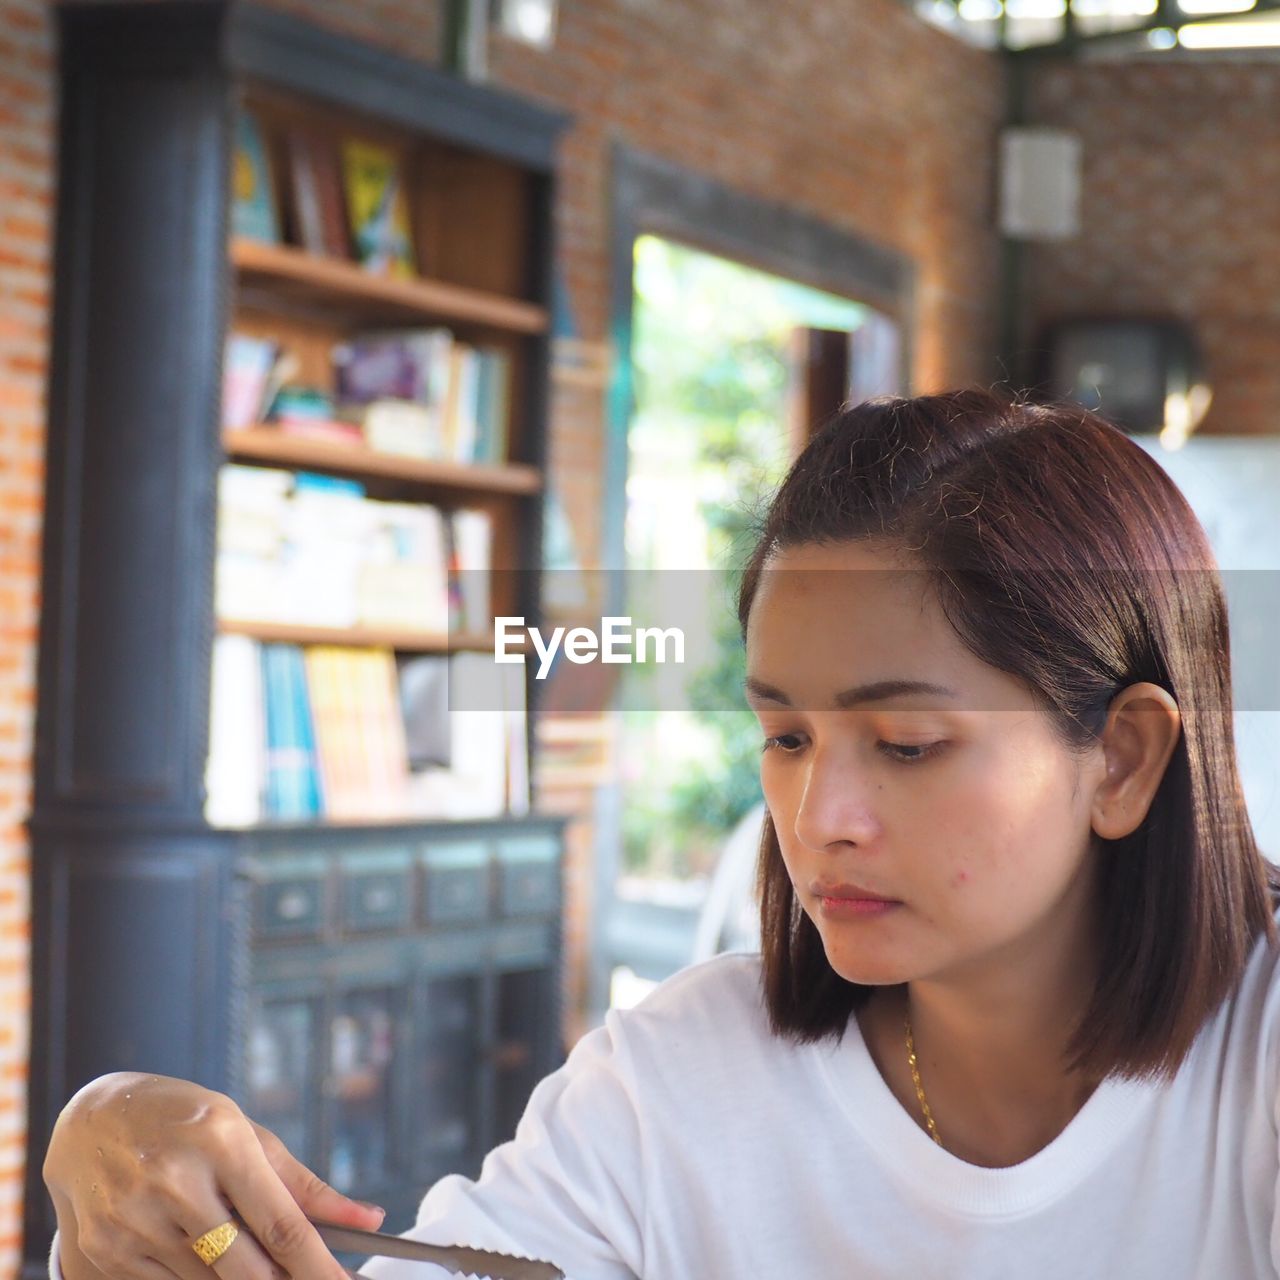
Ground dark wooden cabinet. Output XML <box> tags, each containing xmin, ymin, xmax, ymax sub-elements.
<box><xmin>237</xmin><ymin>819</ymin><xmax>564</xmax><ymax>1228</ymax></box>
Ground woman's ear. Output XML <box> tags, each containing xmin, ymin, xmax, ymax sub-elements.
<box><xmin>1091</xmin><ymin>682</ymin><xmax>1183</xmax><ymax>840</ymax></box>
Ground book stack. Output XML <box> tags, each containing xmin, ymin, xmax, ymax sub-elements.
<box><xmin>333</xmin><ymin>328</ymin><xmax>512</xmax><ymax>466</ymax></box>
<box><xmin>205</xmin><ymin>640</ymin><xmax>529</xmax><ymax>825</ymax></box>
<box><xmin>303</xmin><ymin>647</ymin><xmax>409</xmax><ymax>820</ymax></box>
<box><xmin>221</xmin><ymin>326</ymin><xmax>513</xmax><ymax>468</ymax></box>
<box><xmin>216</xmin><ymin>464</ymin><xmax>490</xmax><ymax>636</ymax></box>
<box><xmin>235</xmin><ymin>107</ymin><xmax>415</xmax><ymax>277</ymax></box>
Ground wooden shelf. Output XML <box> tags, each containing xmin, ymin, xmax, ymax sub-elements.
<box><xmin>224</xmin><ymin>427</ymin><xmax>542</xmax><ymax>496</ymax></box>
<box><xmin>231</xmin><ymin>238</ymin><xmax>550</xmax><ymax>335</ymax></box>
<box><xmin>217</xmin><ymin>619</ymin><xmax>505</xmax><ymax>652</ymax></box>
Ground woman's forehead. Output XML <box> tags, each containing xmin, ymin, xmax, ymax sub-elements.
<box><xmin>746</xmin><ymin>561</ymin><xmax>1034</xmax><ymax>714</ymax></box>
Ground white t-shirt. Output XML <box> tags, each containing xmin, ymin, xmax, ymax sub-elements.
<box><xmin>356</xmin><ymin>919</ymin><xmax>1280</xmax><ymax>1280</ymax></box>
<box><xmin>48</xmin><ymin>923</ymin><xmax>1280</xmax><ymax>1280</ymax></box>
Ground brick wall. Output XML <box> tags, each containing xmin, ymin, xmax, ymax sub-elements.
<box><xmin>0</xmin><ymin>1</ymin><xmax>1005</xmax><ymax>1274</ymax></box>
<box><xmin>0</xmin><ymin>0</ymin><xmax>51</xmax><ymax>1273</ymax></box>
<box><xmin>1024</xmin><ymin>58</ymin><xmax>1280</xmax><ymax>436</ymax></box>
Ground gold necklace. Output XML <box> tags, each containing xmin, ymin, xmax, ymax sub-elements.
<box><xmin>904</xmin><ymin>1006</ymin><xmax>944</xmax><ymax>1147</ymax></box>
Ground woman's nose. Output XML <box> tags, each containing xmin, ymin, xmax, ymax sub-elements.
<box><xmin>790</xmin><ymin>746</ymin><xmax>882</xmax><ymax>852</ymax></box>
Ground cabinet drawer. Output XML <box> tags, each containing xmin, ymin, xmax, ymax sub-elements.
<box><xmin>420</xmin><ymin>840</ymin><xmax>492</xmax><ymax>924</ymax></box>
<box><xmin>495</xmin><ymin>835</ymin><xmax>559</xmax><ymax>917</ymax></box>
<box><xmin>339</xmin><ymin>850</ymin><xmax>414</xmax><ymax>934</ymax></box>
<box><xmin>249</xmin><ymin>855</ymin><xmax>330</xmax><ymax>941</ymax></box>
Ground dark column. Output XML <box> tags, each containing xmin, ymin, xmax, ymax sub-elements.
<box><xmin>24</xmin><ymin>5</ymin><xmax>240</xmax><ymax>1274</ymax></box>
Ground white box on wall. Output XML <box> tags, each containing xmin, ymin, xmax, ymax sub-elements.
<box><xmin>999</xmin><ymin>126</ymin><xmax>1083</xmax><ymax>241</ymax></box>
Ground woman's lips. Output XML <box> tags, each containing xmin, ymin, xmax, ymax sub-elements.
<box><xmin>818</xmin><ymin>896</ymin><xmax>901</xmax><ymax>918</ymax></box>
<box><xmin>811</xmin><ymin>882</ymin><xmax>903</xmax><ymax>919</ymax></box>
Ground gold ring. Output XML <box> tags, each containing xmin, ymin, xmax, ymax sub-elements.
<box><xmin>192</xmin><ymin>1221</ymin><xmax>239</xmax><ymax>1266</ymax></box>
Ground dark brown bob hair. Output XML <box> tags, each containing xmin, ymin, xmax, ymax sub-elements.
<box><xmin>737</xmin><ymin>388</ymin><xmax>1279</xmax><ymax>1080</ymax></box>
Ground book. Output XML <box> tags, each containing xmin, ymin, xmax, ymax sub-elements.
<box><xmin>267</xmin><ymin>385</ymin><xmax>337</xmax><ymax>421</ymax></box>
<box><xmin>341</xmin><ymin>139</ymin><xmax>416</xmax><ymax>278</ymax></box>
<box><xmin>286</xmin><ymin>129</ymin><xmax>351</xmax><ymax>259</ymax></box>
<box><xmin>355</xmin><ymin>649</ymin><xmax>411</xmax><ymax>817</ymax></box>
<box><xmin>265</xmin><ymin>384</ymin><xmax>363</xmax><ymax>444</ymax></box>
<box><xmin>286</xmin><ymin>644</ymin><xmax>325</xmax><ymax>818</ymax></box>
<box><xmin>472</xmin><ymin>349</ymin><xmax>512</xmax><ymax>465</ymax></box>
<box><xmin>205</xmin><ymin>633</ymin><xmax>264</xmax><ymax>826</ymax></box>
<box><xmin>356</xmin><ymin>501</ymin><xmax>449</xmax><ymax>633</ymax></box>
<box><xmin>449</xmin><ymin>345</ymin><xmax>481</xmax><ymax>464</ymax></box>
<box><xmin>283</xmin><ymin>474</ymin><xmax>369</xmax><ymax>628</ymax></box>
<box><xmin>222</xmin><ymin>334</ymin><xmax>281</xmax><ymax>431</ymax></box>
<box><xmin>307</xmin><ymin>647</ymin><xmax>409</xmax><ymax>819</ymax></box>
<box><xmin>440</xmin><ymin>651</ymin><xmax>509</xmax><ymax>819</ymax></box>
<box><xmin>397</xmin><ymin>654</ymin><xmax>451</xmax><ymax>770</ymax></box>
<box><xmin>305</xmin><ymin>647</ymin><xmax>359</xmax><ymax>819</ymax></box>
<box><xmin>215</xmin><ymin>466</ymin><xmax>292</xmax><ymax>622</ymax></box>
<box><xmin>232</xmin><ymin>110</ymin><xmax>280</xmax><ymax>243</ymax></box>
<box><xmin>399</xmin><ymin>652</ymin><xmax>508</xmax><ymax>820</ymax></box>
<box><xmin>260</xmin><ymin>643</ymin><xmax>322</xmax><ymax>821</ymax></box>
<box><xmin>360</xmin><ymin>399</ymin><xmax>441</xmax><ymax>460</ymax></box>
<box><xmin>448</xmin><ymin>508</ymin><xmax>492</xmax><ymax>636</ymax></box>
<box><xmin>274</xmin><ymin>417</ymin><xmax>366</xmax><ymax>446</ymax></box>
<box><xmin>333</xmin><ymin>328</ymin><xmax>453</xmax><ymax>408</ymax></box>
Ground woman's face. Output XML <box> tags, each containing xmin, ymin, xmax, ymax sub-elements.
<box><xmin>745</xmin><ymin>539</ymin><xmax>1106</xmax><ymax>989</ymax></box>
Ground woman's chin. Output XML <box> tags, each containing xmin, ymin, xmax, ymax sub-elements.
<box><xmin>821</xmin><ymin>945</ymin><xmax>913</xmax><ymax>988</ymax></box>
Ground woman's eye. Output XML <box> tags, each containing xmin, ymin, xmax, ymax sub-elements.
<box><xmin>759</xmin><ymin>737</ymin><xmax>945</xmax><ymax>764</ymax></box>
<box><xmin>877</xmin><ymin>741</ymin><xmax>944</xmax><ymax>765</ymax></box>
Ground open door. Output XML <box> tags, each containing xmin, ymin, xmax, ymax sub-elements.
<box><xmin>788</xmin><ymin>311</ymin><xmax>906</xmax><ymax>454</ymax></box>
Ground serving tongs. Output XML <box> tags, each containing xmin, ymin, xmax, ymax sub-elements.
<box><xmin>311</xmin><ymin>1217</ymin><xmax>565</xmax><ymax>1280</ymax></box>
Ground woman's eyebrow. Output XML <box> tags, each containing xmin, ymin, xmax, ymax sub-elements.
<box><xmin>742</xmin><ymin>676</ymin><xmax>960</xmax><ymax>709</ymax></box>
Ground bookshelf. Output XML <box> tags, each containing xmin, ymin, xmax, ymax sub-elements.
<box><xmin>223</xmin><ymin>427</ymin><xmax>543</xmax><ymax>495</ymax></box>
<box><xmin>232</xmin><ymin>238</ymin><xmax>550</xmax><ymax>333</ymax></box>
<box><xmin>215</xmin><ymin>619</ymin><xmax>494</xmax><ymax>652</ymax></box>
<box><xmin>25</xmin><ymin>1</ymin><xmax>573</xmax><ymax>1265</ymax></box>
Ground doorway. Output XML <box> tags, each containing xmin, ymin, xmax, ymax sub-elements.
<box><xmin>591</xmin><ymin>147</ymin><xmax>914</xmax><ymax>1018</ymax></box>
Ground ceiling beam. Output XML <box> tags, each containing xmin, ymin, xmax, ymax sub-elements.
<box><xmin>1007</xmin><ymin>0</ymin><xmax>1280</xmax><ymax>57</ymax></box>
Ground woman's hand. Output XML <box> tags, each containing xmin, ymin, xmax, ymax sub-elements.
<box><xmin>43</xmin><ymin>1072</ymin><xmax>387</xmax><ymax>1280</ymax></box>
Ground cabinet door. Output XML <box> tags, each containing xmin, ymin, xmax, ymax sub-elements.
<box><xmin>245</xmin><ymin>992</ymin><xmax>322</xmax><ymax>1169</ymax></box>
<box><xmin>325</xmin><ymin>985</ymin><xmax>403</xmax><ymax>1195</ymax></box>
<box><xmin>490</xmin><ymin>967</ymin><xmax>553</xmax><ymax>1146</ymax></box>
<box><xmin>413</xmin><ymin>973</ymin><xmax>485</xmax><ymax>1180</ymax></box>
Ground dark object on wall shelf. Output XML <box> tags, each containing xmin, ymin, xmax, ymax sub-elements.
<box><xmin>24</xmin><ymin>4</ymin><xmax>569</xmax><ymax>1274</ymax></box>
<box><xmin>1035</xmin><ymin>317</ymin><xmax>1210</xmax><ymax>437</ymax></box>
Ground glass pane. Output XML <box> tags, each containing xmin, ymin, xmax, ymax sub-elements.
<box><xmin>327</xmin><ymin>988</ymin><xmax>398</xmax><ymax>1193</ymax></box>
<box><xmin>246</xmin><ymin>1000</ymin><xmax>314</xmax><ymax>1166</ymax></box>
<box><xmin>1071</xmin><ymin>0</ymin><xmax>1158</xmax><ymax>35</ymax></box>
<box><xmin>493</xmin><ymin>969</ymin><xmax>545</xmax><ymax>1143</ymax></box>
<box><xmin>1004</xmin><ymin>11</ymin><xmax>1066</xmax><ymax>45</ymax></box>
<box><xmin>415</xmin><ymin>976</ymin><xmax>483</xmax><ymax>1171</ymax></box>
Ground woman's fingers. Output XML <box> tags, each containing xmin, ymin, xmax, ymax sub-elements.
<box><xmin>249</xmin><ymin>1123</ymin><xmax>385</xmax><ymax>1231</ymax></box>
<box><xmin>169</xmin><ymin>1204</ymin><xmax>281</xmax><ymax>1280</ymax></box>
<box><xmin>215</xmin><ymin>1144</ymin><xmax>351</xmax><ymax>1280</ymax></box>
<box><xmin>45</xmin><ymin>1073</ymin><xmax>368</xmax><ymax>1280</ymax></box>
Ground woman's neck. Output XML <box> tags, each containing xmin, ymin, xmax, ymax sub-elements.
<box><xmin>860</xmin><ymin>903</ymin><xmax>1103</xmax><ymax>1168</ymax></box>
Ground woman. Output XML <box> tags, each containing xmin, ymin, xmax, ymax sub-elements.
<box><xmin>43</xmin><ymin>390</ymin><xmax>1280</xmax><ymax>1279</ymax></box>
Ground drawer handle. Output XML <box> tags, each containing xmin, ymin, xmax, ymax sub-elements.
<box><xmin>361</xmin><ymin>884</ymin><xmax>397</xmax><ymax>913</ymax></box>
<box><xmin>276</xmin><ymin>889</ymin><xmax>313</xmax><ymax>921</ymax></box>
